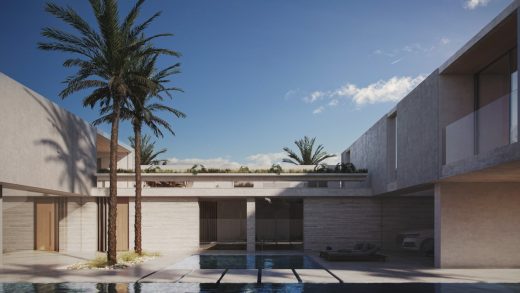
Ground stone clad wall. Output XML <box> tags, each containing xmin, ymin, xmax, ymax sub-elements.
<box><xmin>303</xmin><ymin>198</ymin><xmax>380</xmax><ymax>251</ymax></box>
<box><xmin>2</xmin><ymin>197</ymin><xmax>34</xmax><ymax>252</ymax></box>
<box><xmin>304</xmin><ymin>197</ymin><xmax>434</xmax><ymax>251</ymax></box>
<box><xmin>61</xmin><ymin>197</ymin><xmax>97</xmax><ymax>252</ymax></box>
<box><xmin>129</xmin><ymin>197</ymin><xmax>199</xmax><ymax>252</ymax></box>
<box><xmin>436</xmin><ymin>182</ymin><xmax>520</xmax><ymax>268</ymax></box>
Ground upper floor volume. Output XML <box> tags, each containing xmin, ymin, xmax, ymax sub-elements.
<box><xmin>344</xmin><ymin>1</ymin><xmax>520</xmax><ymax>195</ymax></box>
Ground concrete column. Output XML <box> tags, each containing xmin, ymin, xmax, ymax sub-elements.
<box><xmin>434</xmin><ymin>183</ymin><xmax>442</xmax><ymax>268</ymax></box>
<box><xmin>246</xmin><ymin>198</ymin><xmax>255</xmax><ymax>252</ymax></box>
<box><xmin>0</xmin><ymin>185</ymin><xmax>3</xmax><ymax>263</ymax></box>
<box><xmin>517</xmin><ymin>7</ymin><xmax>520</xmax><ymax>141</ymax></box>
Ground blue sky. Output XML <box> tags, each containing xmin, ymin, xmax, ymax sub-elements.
<box><xmin>0</xmin><ymin>0</ymin><xmax>512</xmax><ymax>167</ymax></box>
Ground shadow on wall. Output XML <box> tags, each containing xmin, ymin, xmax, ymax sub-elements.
<box><xmin>25</xmin><ymin>88</ymin><xmax>96</xmax><ymax>195</ymax></box>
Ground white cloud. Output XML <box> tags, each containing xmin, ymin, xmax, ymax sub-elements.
<box><xmin>328</xmin><ymin>99</ymin><xmax>339</xmax><ymax>107</ymax></box>
<box><xmin>335</xmin><ymin>75</ymin><xmax>426</xmax><ymax>105</ymax></box>
<box><xmin>166</xmin><ymin>152</ymin><xmax>290</xmax><ymax>169</ymax></box>
<box><xmin>245</xmin><ymin>152</ymin><xmax>286</xmax><ymax>167</ymax></box>
<box><xmin>440</xmin><ymin>37</ymin><xmax>451</xmax><ymax>45</ymax></box>
<box><xmin>390</xmin><ymin>58</ymin><xmax>403</xmax><ymax>65</ymax></box>
<box><xmin>284</xmin><ymin>89</ymin><xmax>300</xmax><ymax>100</ymax></box>
<box><xmin>304</xmin><ymin>91</ymin><xmax>327</xmax><ymax>103</ymax></box>
<box><xmin>322</xmin><ymin>153</ymin><xmax>340</xmax><ymax>165</ymax></box>
<box><xmin>313</xmin><ymin>106</ymin><xmax>325</xmax><ymax>114</ymax></box>
<box><xmin>464</xmin><ymin>0</ymin><xmax>491</xmax><ymax>10</ymax></box>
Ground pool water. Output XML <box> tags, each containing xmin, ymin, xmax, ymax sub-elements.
<box><xmin>2</xmin><ymin>283</ymin><xmax>520</xmax><ymax>293</ymax></box>
<box><xmin>171</xmin><ymin>254</ymin><xmax>322</xmax><ymax>269</ymax></box>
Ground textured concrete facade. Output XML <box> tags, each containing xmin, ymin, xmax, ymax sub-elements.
<box><xmin>0</xmin><ymin>73</ymin><xmax>97</xmax><ymax>196</ymax></box>
<box><xmin>435</xmin><ymin>182</ymin><xmax>520</xmax><ymax>268</ymax></box>
<box><xmin>345</xmin><ymin>118</ymin><xmax>388</xmax><ymax>195</ymax></box>
<box><xmin>345</xmin><ymin>72</ymin><xmax>440</xmax><ymax>194</ymax></box>
<box><xmin>395</xmin><ymin>72</ymin><xmax>440</xmax><ymax>189</ymax></box>
<box><xmin>2</xmin><ymin>197</ymin><xmax>34</xmax><ymax>252</ymax></box>
<box><xmin>60</xmin><ymin>197</ymin><xmax>97</xmax><ymax>252</ymax></box>
<box><xmin>129</xmin><ymin>197</ymin><xmax>199</xmax><ymax>252</ymax></box>
<box><xmin>304</xmin><ymin>198</ymin><xmax>381</xmax><ymax>251</ymax></box>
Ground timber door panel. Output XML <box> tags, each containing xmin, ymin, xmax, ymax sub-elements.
<box><xmin>116</xmin><ymin>197</ymin><xmax>129</xmax><ymax>251</ymax></box>
<box><xmin>35</xmin><ymin>201</ymin><xmax>56</xmax><ymax>251</ymax></box>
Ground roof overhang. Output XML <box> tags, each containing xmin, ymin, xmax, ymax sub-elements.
<box><xmin>96</xmin><ymin>132</ymin><xmax>132</xmax><ymax>153</ymax></box>
<box><xmin>439</xmin><ymin>1</ymin><xmax>518</xmax><ymax>74</ymax></box>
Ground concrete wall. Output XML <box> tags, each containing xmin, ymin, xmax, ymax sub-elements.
<box><xmin>346</xmin><ymin>118</ymin><xmax>388</xmax><ymax>195</ymax></box>
<box><xmin>304</xmin><ymin>198</ymin><xmax>381</xmax><ymax>251</ymax></box>
<box><xmin>59</xmin><ymin>197</ymin><xmax>97</xmax><ymax>252</ymax></box>
<box><xmin>2</xmin><ymin>197</ymin><xmax>34</xmax><ymax>252</ymax></box>
<box><xmin>129</xmin><ymin>197</ymin><xmax>199</xmax><ymax>252</ymax></box>
<box><xmin>345</xmin><ymin>73</ymin><xmax>442</xmax><ymax>195</ymax></box>
<box><xmin>0</xmin><ymin>73</ymin><xmax>97</xmax><ymax>195</ymax></box>
<box><xmin>304</xmin><ymin>197</ymin><xmax>434</xmax><ymax>251</ymax></box>
<box><xmin>395</xmin><ymin>72</ymin><xmax>440</xmax><ymax>189</ymax></box>
<box><xmin>435</xmin><ymin>182</ymin><xmax>520</xmax><ymax>268</ymax></box>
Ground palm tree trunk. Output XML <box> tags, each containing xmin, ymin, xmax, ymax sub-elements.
<box><xmin>133</xmin><ymin>123</ymin><xmax>143</xmax><ymax>255</ymax></box>
<box><xmin>107</xmin><ymin>98</ymin><xmax>121</xmax><ymax>266</ymax></box>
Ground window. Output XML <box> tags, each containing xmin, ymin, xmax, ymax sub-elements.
<box><xmin>234</xmin><ymin>181</ymin><xmax>254</xmax><ymax>188</ymax></box>
<box><xmin>307</xmin><ymin>181</ymin><xmax>328</xmax><ymax>188</ymax></box>
<box><xmin>145</xmin><ymin>181</ymin><xmax>192</xmax><ymax>188</ymax></box>
<box><xmin>387</xmin><ymin>112</ymin><xmax>397</xmax><ymax>181</ymax></box>
<box><xmin>511</xmin><ymin>71</ymin><xmax>518</xmax><ymax>143</ymax></box>
<box><xmin>476</xmin><ymin>48</ymin><xmax>518</xmax><ymax>151</ymax></box>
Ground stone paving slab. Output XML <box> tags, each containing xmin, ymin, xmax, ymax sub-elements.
<box><xmin>296</xmin><ymin>269</ymin><xmax>339</xmax><ymax>283</ymax></box>
<box><xmin>330</xmin><ymin>268</ymin><xmax>520</xmax><ymax>283</ymax></box>
<box><xmin>179</xmin><ymin>269</ymin><xmax>225</xmax><ymax>283</ymax></box>
<box><xmin>139</xmin><ymin>269</ymin><xmax>191</xmax><ymax>283</ymax></box>
<box><xmin>220</xmin><ymin>269</ymin><xmax>258</xmax><ymax>283</ymax></box>
<box><xmin>261</xmin><ymin>269</ymin><xmax>297</xmax><ymax>283</ymax></box>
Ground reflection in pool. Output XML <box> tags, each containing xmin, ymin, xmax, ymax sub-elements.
<box><xmin>1</xmin><ymin>283</ymin><xmax>520</xmax><ymax>293</ymax></box>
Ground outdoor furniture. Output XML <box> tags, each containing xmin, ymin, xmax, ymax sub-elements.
<box><xmin>319</xmin><ymin>242</ymin><xmax>387</xmax><ymax>262</ymax></box>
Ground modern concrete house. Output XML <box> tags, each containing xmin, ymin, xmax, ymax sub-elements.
<box><xmin>1</xmin><ymin>1</ymin><xmax>519</xmax><ymax>269</ymax></box>
<box><xmin>343</xmin><ymin>2</ymin><xmax>520</xmax><ymax>268</ymax></box>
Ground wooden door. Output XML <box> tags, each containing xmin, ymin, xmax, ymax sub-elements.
<box><xmin>35</xmin><ymin>201</ymin><xmax>56</xmax><ymax>251</ymax></box>
<box><xmin>116</xmin><ymin>197</ymin><xmax>129</xmax><ymax>251</ymax></box>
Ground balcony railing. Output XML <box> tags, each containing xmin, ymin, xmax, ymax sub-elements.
<box><xmin>444</xmin><ymin>90</ymin><xmax>517</xmax><ymax>164</ymax></box>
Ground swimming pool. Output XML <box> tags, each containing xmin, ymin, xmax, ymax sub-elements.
<box><xmin>171</xmin><ymin>254</ymin><xmax>323</xmax><ymax>269</ymax></box>
<box><xmin>2</xmin><ymin>283</ymin><xmax>519</xmax><ymax>293</ymax></box>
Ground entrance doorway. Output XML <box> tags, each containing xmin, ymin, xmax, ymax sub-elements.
<box><xmin>256</xmin><ymin>198</ymin><xmax>303</xmax><ymax>250</ymax></box>
<box><xmin>199</xmin><ymin>199</ymin><xmax>246</xmax><ymax>250</ymax></box>
<box><xmin>35</xmin><ymin>200</ymin><xmax>57</xmax><ymax>251</ymax></box>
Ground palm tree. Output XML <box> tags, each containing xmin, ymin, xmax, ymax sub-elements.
<box><xmin>129</xmin><ymin>134</ymin><xmax>168</xmax><ymax>165</ymax></box>
<box><xmin>96</xmin><ymin>54</ymin><xmax>185</xmax><ymax>255</ymax></box>
<box><xmin>39</xmin><ymin>0</ymin><xmax>178</xmax><ymax>265</ymax></box>
<box><xmin>282</xmin><ymin>136</ymin><xmax>336</xmax><ymax>165</ymax></box>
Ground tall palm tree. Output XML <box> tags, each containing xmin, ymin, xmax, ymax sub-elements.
<box><xmin>282</xmin><ymin>136</ymin><xmax>336</xmax><ymax>165</ymax></box>
<box><xmin>95</xmin><ymin>54</ymin><xmax>185</xmax><ymax>255</ymax></box>
<box><xmin>129</xmin><ymin>134</ymin><xmax>168</xmax><ymax>165</ymax></box>
<box><xmin>39</xmin><ymin>0</ymin><xmax>177</xmax><ymax>265</ymax></box>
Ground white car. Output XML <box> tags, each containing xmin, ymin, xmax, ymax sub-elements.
<box><xmin>397</xmin><ymin>229</ymin><xmax>434</xmax><ymax>255</ymax></box>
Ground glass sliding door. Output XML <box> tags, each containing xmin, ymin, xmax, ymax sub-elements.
<box><xmin>476</xmin><ymin>48</ymin><xmax>517</xmax><ymax>153</ymax></box>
